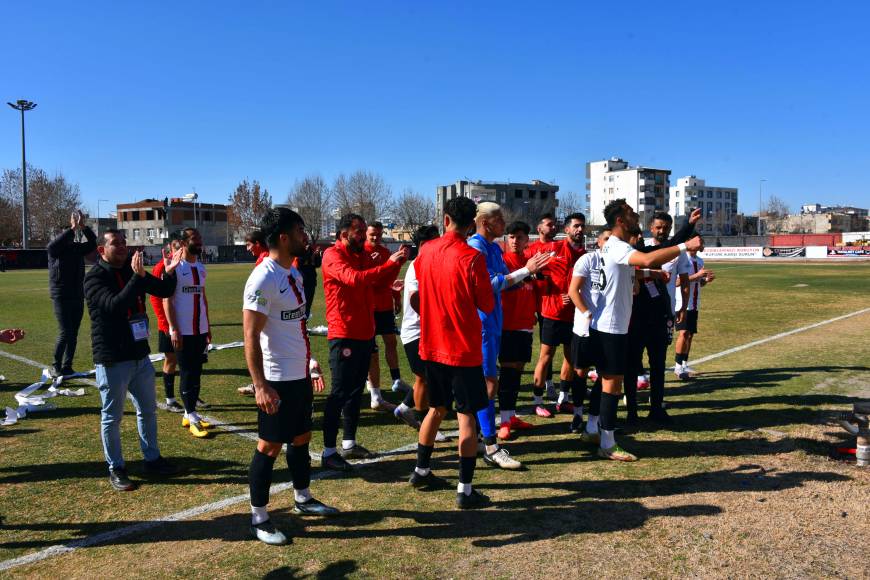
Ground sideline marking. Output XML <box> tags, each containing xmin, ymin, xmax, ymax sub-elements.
<box><xmin>6</xmin><ymin>306</ymin><xmax>868</xmax><ymax>571</ymax></box>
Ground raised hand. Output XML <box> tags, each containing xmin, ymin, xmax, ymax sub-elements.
<box><xmin>131</xmin><ymin>251</ymin><xmax>146</xmax><ymax>277</ymax></box>
<box><xmin>525</xmin><ymin>251</ymin><xmax>552</xmax><ymax>274</ymax></box>
<box><xmin>689</xmin><ymin>207</ymin><xmax>702</xmax><ymax>225</ymax></box>
<box><xmin>165</xmin><ymin>247</ymin><xmax>184</xmax><ymax>274</ymax></box>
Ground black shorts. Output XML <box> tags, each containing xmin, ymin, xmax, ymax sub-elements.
<box><xmin>158</xmin><ymin>330</ymin><xmax>174</xmax><ymax>354</ymax></box>
<box><xmin>374</xmin><ymin>310</ymin><xmax>398</xmax><ymax>336</ymax></box>
<box><xmin>571</xmin><ymin>333</ymin><xmax>595</xmax><ymax>369</ymax></box>
<box><xmin>257</xmin><ymin>378</ymin><xmax>313</xmax><ymax>443</ymax></box>
<box><xmin>590</xmin><ymin>328</ymin><xmax>628</xmax><ymax>376</ymax></box>
<box><xmin>423</xmin><ymin>360</ymin><xmax>488</xmax><ymax>414</ymax></box>
<box><xmin>540</xmin><ymin>317</ymin><xmax>573</xmax><ymax>347</ymax></box>
<box><xmin>499</xmin><ymin>330</ymin><xmax>533</xmax><ymax>363</ymax></box>
<box><xmin>403</xmin><ymin>339</ymin><xmax>425</xmax><ymax>377</ymax></box>
<box><xmin>676</xmin><ymin>310</ymin><xmax>699</xmax><ymax>334</ymax></box>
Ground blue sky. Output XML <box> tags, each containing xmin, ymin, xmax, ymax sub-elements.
<box><xmin>2</xmin><ymin>1</ymin><xmax>868</xmax><ymax>218</ymax></box>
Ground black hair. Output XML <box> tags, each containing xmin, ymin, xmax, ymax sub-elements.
<box><xmin>259</xmin><ymin>207</ymin><xmax>305</xmax><ymax>248</ymax></box>
<box><xmin>650</xmin><ymin>211</ymin><xmax>673</xmax><ymax>225</ymax></box>
<box><xmin>564</xmin><ymin>212</ymin><xmax>586</xmax><ymax>227</ymax></box>
<box><xmin>411</xmin><ymin>224</ymin><xmax>439</xmax><ymax>247</ymax></box>
<box><xmin>245</xmin><ymin>230</ymin><xmax>266</xmax><ymax>245</ymax></box>
<box><xmin>102</xmin><ymin>228</ymin><xmax>123</xmax><ymax>244</ymax></box>
<box><xmin>178</xmin><ymin>227</ymin><xmax>199</xmax><ymax>244</ymax></box>
<box><xmin>369</xmin><ymin>221</ymin><xmax>384</xmax><ymax>230</ymax></box>
<box><xmin>444</xmin><ymin>197</ymin><xmax>476</xmax><ymax>229</ymax></box>
<box><xmin>603</xmin><ymin>199</ymin><xmax>628</xmax><ymax>228</ymax></box>
<box><xmin>336</xmin><ymin>213</ymin><xmax>365</xmax><ymax>236</ymax></box>
<box><xmin>506</xmin><ymin>221</ymin><xmax>531</xmax><ymax>236</ymax></box>
<box><xmin>537</xmin><ymin>212</ymin><xmax>556</xmax><ymax>224</ymax></box>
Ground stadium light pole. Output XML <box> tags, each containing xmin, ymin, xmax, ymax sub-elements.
<box><xmin>7</xmin><ymin>99</ymin><xmax>37</xmax><ymax>249</ymax></box>
<box><xmin>757</xmin><ymin>178</ymin><xmax>767</xmax><ymax>236</ymax></box>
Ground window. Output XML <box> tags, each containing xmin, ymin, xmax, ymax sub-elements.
<box><xmin>716</xmin><ymin>190</ymin><xmax>722</xmax><ymax>199</ymax></box>
<box><xmin>514</xmin><ymin>189</ymin><xmax>523</xmax><ymax>199</ymax></box>
<box><xmin>203</xmin><ymin>211</ymin><xmax>212</xmax><ymax>222</ymax></box>
<box><xmin>540</xmin><ymin>190</ymin><xmax>548</xmax><ymax>200</ymax></box>
<box><xmin>147</xmin><ymin>228</ymin><xmax>155</xmax><ymax>239</ymax></box>
<box><xmin>676</xmin><ymin>202</ymin><xmax>681</xmax><ymax>215</ymax></box>
<box><xmin>133</xmin><ymin>229</ymin><xmax>140</xmax><ymax>240</ymax></box>
<box><xmin>528</xmin><ymin>190</ymin><xmax>537</xmax><ymax>199</ymax></box>
<box><xmin>716</xmin><ymin>202</ymin><xmax>722</xmax><ymax>211</ymax></box>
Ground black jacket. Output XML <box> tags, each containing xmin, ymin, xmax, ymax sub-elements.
<box><xmin>84</xmin><ymin>259</ymin><xmax>177</xmax><ymax>365</ymax></box>
<box><xmin>47</xmin><ymin>227</ymin><xmax>97</xmax><ymax>300</ymax></box>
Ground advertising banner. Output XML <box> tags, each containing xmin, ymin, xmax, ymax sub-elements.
<box><xmin>827</xmin><ymin>246</ymin><xmax>870</xmax><ymax>257</ymax></box>
<box><xmin>762</xmin><ymin>246</ymin><xmax>806</xmax><ymax>258</ymax></box>
<box><xmin>699</xmin><ymin>247</ymin><xmax>763</xmax><ymax>259</ymax></box>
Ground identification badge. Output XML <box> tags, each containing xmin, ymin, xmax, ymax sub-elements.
<box><xmin>129</xmin><ymin>315</ymin><xmax>150</xmax><ymax>341</ymax></box>
<box><xmin>645</xmin><ymin>281</ymin><xmax>660</xmax><ymax>297</ymax></box>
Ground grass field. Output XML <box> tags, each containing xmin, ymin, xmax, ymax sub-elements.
<box><xmin>1</xmin><ymin>261</ymin><xmax>869</xmax><ymax>578</ymax></box>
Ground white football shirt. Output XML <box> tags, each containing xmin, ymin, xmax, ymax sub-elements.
<box><xmin>168</xmin><ymin>260</ymin><xmax>209</xmax><ymax>335</ymax></box>
<box><xmin>660</xmin><ymin>250</ymin><xmax>691</xmax><ymax>314</ymax></box>
<box><xmin>590</xmin><ymin>236</ymin><xmax>636</xmax><ymax>335</ymax></box>
<box><xmin>243</xmin><ymin>257</ymin><xmax>310</xmax><ymax>382</ymax></box>
<box><xmin>571</xmin><ymin>250</ymin><xmax>603</xmax><ymax>337</ymax></box>
<box><xmin>675</xmin><ymin>255</ymin><xmax>704</xmax><ymax>312</ymax></box>
<box><xmin>399</xmin><ymin>261</ymin><xmax>420</xmax><ymax>345</ymax></box>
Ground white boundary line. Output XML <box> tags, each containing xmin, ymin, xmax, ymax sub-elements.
<box><xmin>4</xmin><ymin>306</ymin><xmax>868</xmax><ymax>571</ymax></box>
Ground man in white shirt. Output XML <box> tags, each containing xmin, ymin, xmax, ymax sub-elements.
<box><xmin>243</xmin><ymin>208</ymin><xmax>338</xmax><ymax>546</ymax></box>
<box><xmin>674</xmin><ymin>236</ymin><xmax>715</xmax><ymax>377</ymax></box>
<box><xmin>164</xmin><ymin>228</ymin><xmax>212</xmax><ymax>438</ymax></box>
<box><xmin>589</xmin><ymin>199</ymin><xmax>702</xmax><ymax>461</ymax></box>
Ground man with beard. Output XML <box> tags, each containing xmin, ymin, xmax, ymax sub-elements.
<box><xmin>526</xmin><ymin>212</ymin><xmax>560</xmax><ymax>408</ymax></box>
<box><xmin>243</xmin><ymin>208</ymin><xmax>338</xmax><ymax>546</ymax></box>
<box><xmin>164</xmin><ymin>227</ymin><xmax>212</xmax><ymax>438</ymax></box>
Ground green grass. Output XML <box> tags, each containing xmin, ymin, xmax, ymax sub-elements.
<box><xmin>1</xmin><ymin>261</ymin><xmax>870</xmax><ymax>578</ymax></box>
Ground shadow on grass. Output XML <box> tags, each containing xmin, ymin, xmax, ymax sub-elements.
<box><xmin>666</xmin><ymin>365</ymin><xmax>870</xmax><ymax>397</ymax></box>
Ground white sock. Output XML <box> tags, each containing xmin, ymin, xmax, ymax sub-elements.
<box><xmin>574</xmin><ymin>405</ymin><xmax>584</xmax><ymax>417</ymax></box>
<box><xmin>186</xmin><ymin>411</ymin><xmax>201</xmax><ymax>423</ymax></box>
<box><xmin>557</xmin><ymin>390</ymin><xmax>568</xmax><ymax>405</ymax></box>
<box><xmin>500</xmin><ymin>410</ymin><xmax>515</xmax><ymax>423</ymax></box>
<box><xmin>322</xmin><ymin>447</ymin><xmax>337</xmax><ymax>458</ymax></box>
<box><xmin>415</xmin><ymin>466</ymin><xmax>431</xmax><ymax>477</ymax></box>
<box><xmin>457</xmin><ymin>482</ymin><xmax>472</xmax><ymax>496</ymax></box>
<box><xmin>485</xmin><ymin>444</ymin><xmax>499</xmax><ymax>455</ymax></box>
<box><xmin>397</xmin><ymin>403</ymin><xmax>410</xmax><ymax>414</ymax></box>
<box><xmin>166</xmin><ymin>397</ymin><xmax>176</xmax><ymax>405</ymax></box>
<box><xmin>294</xmin><ymin>487</ymin><xmax>312</xmax><ymax>503</ymax></box>
<box><xmin>586</xmin><ymin>414</ymin><xmax>599</xmax><ymax>434</ymax></box>
<box><xmin>600</xmin><ymin>428</ymin><xmax>616</xmax><ymax>449</ymax></box>
<box><xmin>251</xmin><ymin>505</ymin><xmax>269</xmax><ymax>525</ymax></box>
<box><xmin>341</xmin><ymin>439</ymin><xmax>355</xmax><ymax>450</ymax></box>
<box><xmin>369</xmin><ymin>387</ymin><xmax>383</xmax><ymax>400</ymax></box>
<box><xmin>533</xmin><ymin>395</ymin><xmax>544</xmax><ymax>405</ymax></box>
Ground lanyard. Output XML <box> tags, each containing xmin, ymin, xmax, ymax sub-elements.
<box><xmin>113</xmin><ymin>270</ymin><xmax>145</xmax><ymax>319</ymax></box>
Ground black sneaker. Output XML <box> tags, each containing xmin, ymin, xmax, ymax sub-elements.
<box><xmin>625</xmin><ymin>412</ymin><xmax>640</xmax><ymax>427</ymax></box>
<box><xmin>143</xmin><ymin>456</ymin><xmax>179</xmax><ymax>476</ymax></box>
<box><xmin>321</xmin><ymin>453</ymin><xmax>354</xmax><ymax>472</ymax></box>
<box><xmin>109</xmin><ymin>468</ymin><xmax>136</xmax><ymax>491</ymax></box>
<box><xmin>195</xmin><ymin>398</ymin><xmax>210</xmax><ymax>410</ymax></box>
<box><xmin>456</xmin><ymin>489</ymin><xmax>491</xmax><ymax>510</ymax></box>
<box><xmin>409</xmin><ymin>470</ymin><xmax>450</xmax><ymax>491</ymax></box>
<box><xmin>49</xmin><ymin>366</ymin><xmax>62</xmax><ymax>379</ymax></box>
<box><xmin>569</xmin><ymin>414</ymin><xmax>584</xmax><ymax>433</ymax></box>
<box><xmin>339</xmin><ymin>444</ymin><xmax>376</xmax><ymax>460</ymax></box>
<box><xmin>294</xmin><ymin>497</ymin><xmax>339</xmax><ymax>516</ymax></box>
<box><xmin>165</xmin><ymin>400</ymin><xmax>184</xmax><ymax>413</ymax></box>
<box><xmin>250</xmin><ymin>520</ymin><xmax>289</xmax><ymax>545</ymax></box>
<box><xmin>647</xmin><ymin>408</ymin><xmax>673</xmax><ymax>424</ymax></box>
<box><xmin>60</xmin><ymin>366</ymin><xmax>77</xmax><ymax>376</ymax></box>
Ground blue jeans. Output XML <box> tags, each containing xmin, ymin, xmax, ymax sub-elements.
<box><xmin>96</xmin><ymin>357</ymin><xmax>161</xmax><ymax>470</ymax></box>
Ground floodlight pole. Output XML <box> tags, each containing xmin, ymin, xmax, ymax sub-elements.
<box><xmin>7</xmin><ymin>100</ymin><xmax>37</xmax><ymax>249</ymax></box>
<box><xmin>757</xmin><ymin>178</ymin><xmax>767</xmax><ymax>236</ymax></box>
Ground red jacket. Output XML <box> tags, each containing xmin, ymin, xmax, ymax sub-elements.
<box><xmin>149</xmin><ymin>261</ymin><xmax>170</xmax><ymax>333</ymax></box>
<box><xmin>525</xmin><ymin>238</ymin><xmax>560</xmax><ymax>314</ymax></box>
<box><xmin>416</xmin><ymin>231</ymin><xmax>494</xmax><ymax>367</ymax></box>
<box><xmin>255</xmin><ymin>251</ymin><xmax>269</xmax><ymax>266</ymax></box>
<box><xmin>322</xmin><ymin>241</ymin><xmax>402</xmax><ymax>340</ymax></box>
<box><xmin>540</xmin><ymin>240</ymin><xmax>586</xmax><ymax>322</ymax></box>
<box><xmin>364</xmin><ymin>241</ymin><xmax>397</xmax><ymax>312</ymax></box>
<box><xmin>502</xmin><ymin>252</ymin><xmax>537</xmax><ymax>331</ymax></box>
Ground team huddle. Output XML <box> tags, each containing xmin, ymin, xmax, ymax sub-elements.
<box><xmin>83</xmin><ymin>195</ymin><xmax>711</xmax><ymax>547</ymax></box>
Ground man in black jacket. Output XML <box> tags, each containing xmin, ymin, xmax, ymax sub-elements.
<box><xmin>85</xmin><ymin>228</ymin><xmax>182</xmax><ymax>491</ymax></box>
<box><xmin>46</xmin><ymin>210</ymin><xmax>97</xmax><ymax>377</ymax></box>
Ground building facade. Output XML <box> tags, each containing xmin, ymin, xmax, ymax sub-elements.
<box><xmin>669</xmin><ymin>176</ymin><xmax>739</xmax><ymax>235</ymax></box>
<box><xmin>116</xmin><ymin>198</ymin><xmax>231</xmax><ymax>247</ymax></box>
<box><xmin>435</xmin><ymin>180</ymin><xmax>559</xmax><ymax>225</ymax></box>
<box><xmin>586</xmin><ymin>157</ymin><xmax>671</xmax><ymax>227</ymax></box>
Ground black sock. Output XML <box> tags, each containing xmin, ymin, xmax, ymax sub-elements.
<box><xmin>559</xmin><ymin>379</ymin><xmax>570</xmax><ymax>395</ymax></box>
<box><xmin>416</xmin><ymin>443</ymin><xmax>434</xmax><ymax>469</ymax></box>
<box><xmin>413</xmin><ymin>408</ymin><xmax>427</xmax><ymax>424</ymax></box>
<box><xmin>249</xmin><ymin>450</ymin><xmax>276</xmax><ymax>508</ymax></box>
<box><xmin>599</xmin><ymin>392</ymin><xmax>620</xmax><ymax>431</ymax></box>
<box><xmin>675</xmin><ymin>353</ymin><xmax>686</xmax><ymax>364</ymax></box>
<box><xmin>163</xmin><ymin>372</ymin><xmax>175</xmax><ymax>399</ymax></box>
<box><xmin>588</xmin><ymin>377</ymin><xmax>602</xmax><ymax>415</ymax></box>
<box><xmin>533</xmin><ymin>386</ymin><xmax>544</xmax><ymax>398</ymax></box>
<box><xmin>402</xmin><ymin>388</ymin><xmax>415</xmax><ymax>407</ymax></box>
<box><xmin>288</xmin><ymin>443</ymin><xmax>311</xmax><ymax>494</ymax></box>
<box><xmin>458</xmin><ymin>455</ymin><xmax>476</xmax><ymax>484</ymax></box>
<box><xmin>483</xmin><ymin>435</ymin><xmax>497</xmax><ymax>446</ymax></box>
<box><xmin>571</xmin><ymin>377</ymin><xmax>587</xmax><ymax>407</ymax></box>
<box><xmin>389</xmin><ymin>368</ymin><xmax>401</xmax><ymax>382</ymax></box>
<box><xmin>498</xmin><ymin>367</ymin><xmax>520</xmax><ymax>412</ymax></box>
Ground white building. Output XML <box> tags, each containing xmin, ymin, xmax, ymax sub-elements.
<box><xmin>586</xmin><ymin>157</ymin><xmax>671</xmax><ymax>226</ymax></box>
<box><xmin>669</xmin><ymin>176</ymin><xmax>738</xmax><ymax>235</ymax></box>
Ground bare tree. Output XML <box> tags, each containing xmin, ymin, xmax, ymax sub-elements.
<box><xmin>331</xmin><ymin>170</ymin><xmax>393</xmax><ymax>224</ymax></box>
<box><xmin>228</xmin><ymin>179</ymin><xmax>272</xmax><ymax>238</ymax></box>
<box><xmin>287</xmin><ymin>175</ymin><xmax>332</xmax><ymax>242</ymax></box>
<box><xmin>0</xmin><ymin>165</ymin><xmax>82</xmax><ymax>245</ymax></box>
<box><xmin>393</xmin><ymin>188</ymin><xmax>435</xmax><ymax>228</ymax></box>
<box><xmin>557</xmin><ymin>190</ymin><xmax>584</xmax><ymax>218</ymax></box>
<box><xmin>762</xmin><ymin>195</ymin><xmax>790</xmax><ymax>233</ymax></box>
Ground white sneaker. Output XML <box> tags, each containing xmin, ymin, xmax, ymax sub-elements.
<box><xmin>483</xmin><ymin>447</ymin><xmax>523</xmax><ymax>470</ymax></box>
<box><xmin>371</xmin><ymin>398</ymin><xmax>396</xmax><ymax>413</ymax></box>
<box><xmin>394</xmin><ymin>405</ymin><xmax>420</xmax><ymax>429</ymax></box>
<box><xmin>250</xmin><ymin>520</ymin><xmax>288</xmax><ymax>545</ymax></box>
<box><xmin>391</xmin><ymin>379</ymin><xmax>411</xmax><ymax>393</ymax></box>
<box><xmin>673</xmin><ymin>364</ymin><xmax>689</xmax><ymax>380</ymax></box>
<box><xmin>545</xmin><ymin>380</ymin><xmax>557</xmax><ymax>401</ymax></box>
<box><xmin>683</xmin><ymin>364</ymin><xmax>697</xmax><ymax>376</ymax></box>
<box><xmin>435</xmin><ymin>431</ymin><xmax>449</xmax><ymax>443</ymax></box>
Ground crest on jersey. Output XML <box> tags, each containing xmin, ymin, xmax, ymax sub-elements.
<box><xmin>341</xmin><ymin>347</ymin><xmax>352</xmax><ymax>358</ymax></box>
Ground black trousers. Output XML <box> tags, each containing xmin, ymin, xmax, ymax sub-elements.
<box><xmin>323</xmin><ymin>338</ymin><xmax>373</xmax><ymax>449</ymax></box>
<box><xmin>177</xmin><ymin>333</ymin><xmax>209</xmax><ymax>413</ymax></box>
<box><xmin>302</xmin><ymin>271</ymin><xmax>317</xmax><ymax>319</ymax></box>
<box><xmin>625</xmin><ymin>320</ymin><xmax>669</xmax><ymax>415</ymax></box>
<box><xmin>52</xmin><ymin>297</ymin><xmax>84</xmax><ymax>370</ymax></box>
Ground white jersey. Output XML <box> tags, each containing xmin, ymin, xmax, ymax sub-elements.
<box><xmin>400</xmin><ymin>261</ymin><xmax>420</xmax><ymax>345</ymax></box>
<box><xmin>243</xmin><ymin>257</ymin><xmax>310</xmax><ymax>382</ymax></box>
<box><xmin>675</xmin><ymin>255</ymin><xmax>704</xmax><ymax>312</ymax></box>
<box><xmin>571</xmin><ymin>250</ymin><xmax>603</xmax><ymax>337</ymax></box>
<box><xmin>590</xmin><ymin>236</ymin><xmax>636</xmax><ymax>335</ymax></box>
<box><xmin>660</xmin><ymin>249</ymin><xmax>691</xmax><ymax>314</ymax></box>
<box><xmin>168</xmin><ymin>260</ymin><xmax>209</xmax><ymax>335</ymax></box>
